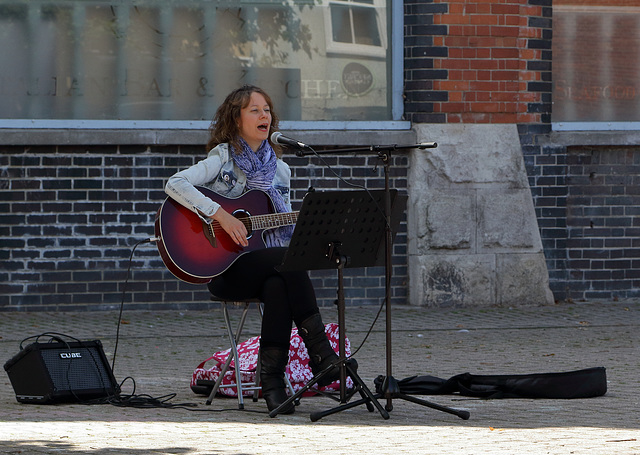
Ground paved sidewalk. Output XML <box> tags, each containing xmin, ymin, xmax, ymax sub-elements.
<box><xmin>0</xmin><ymin>301</ymin><xmax>638</xmax><ymax>454</ymax></box>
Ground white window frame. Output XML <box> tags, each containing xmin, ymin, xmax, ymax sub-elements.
<box><xmin>323</xmin><ymin>0</ymin><xmax>387</xmax><ymax>59</ymax></box>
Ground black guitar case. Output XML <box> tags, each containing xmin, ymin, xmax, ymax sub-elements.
<box><xmin>375</xmin><ymin>367</ymin><xmax>607</xmax><ymax>399</ymax></box>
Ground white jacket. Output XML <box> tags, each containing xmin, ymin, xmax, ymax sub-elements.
<box><xmin>164</xmin><ymin>142</ymin><xmax>292</xmax><ymax>222</ymax></box>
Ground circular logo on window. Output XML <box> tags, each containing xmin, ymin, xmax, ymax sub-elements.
<box><xmin>341</xmin><ymin>62</ymin><xmax>374</xmax><ymax>97</ymax></box>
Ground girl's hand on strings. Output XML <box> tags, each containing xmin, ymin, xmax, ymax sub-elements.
<box><xmin>211</xmin><ymin>209</ymin><xmax>248</xmax><ymax>247</ymax></box>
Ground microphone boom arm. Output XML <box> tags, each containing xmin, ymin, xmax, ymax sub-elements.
<box><xmin>294</xmin><ymin>142</ymin><xmax>436</xmax><ymax>157</ymax></box>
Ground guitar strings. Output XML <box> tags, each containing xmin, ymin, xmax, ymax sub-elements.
<box><xmin>207</xmin><ymin>211</ymin><xmax>298</xmax><ymax>232</ymax></box>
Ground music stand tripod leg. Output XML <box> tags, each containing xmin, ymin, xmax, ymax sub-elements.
<box><xmin>309</xmin><ymin>359</ymin><xmax>390</xmax><ymax>422</ymax></box>
<box><xmin>270</xmin><ymin>258</ymin><xmax>388</xmax><ymax>420</ymax></box>
<box><xmin>306</xmin><ymin>258</ymin><xmax>389</xmax><ymax>421</ymax></box>
<box><xmin>268</xmin><ymin>360</ymin><xmax>336</xmax><ymax>417</ymax></box>
<box><xmin>377</xmin><ymin>375</ymin><xmax>470</xmax><ymax>420</ymax></box>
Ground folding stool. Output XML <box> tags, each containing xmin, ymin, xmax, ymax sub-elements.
<box><xmin>206</xmin><ymin>299</ymin><xmax>295</xmax><ymax>409</ymax></box>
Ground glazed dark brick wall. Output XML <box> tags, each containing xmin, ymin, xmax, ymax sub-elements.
<box><xmin>0</xmin><ymin>146</ymin><xmax>408</xmax><ymax>311</ymax></box>
<box><xmin>564</xmin><ymin>146</ymin><xmax>640</xmax><ymax>301</ymax></box>
<box><xmin>519</xmin><ymin>124</ymin><xmax>569</xmax><ymax>301</ymax></box>
<box><xmin>519</xmin><ymin>135</ymin><xmax>640</xmax><ymax>302</ymax></box>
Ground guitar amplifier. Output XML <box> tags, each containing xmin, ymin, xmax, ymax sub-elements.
<box><xmin>3</xmin><ymin>339</ymin><xmax>120</xmax><ymax>404</ymax></box>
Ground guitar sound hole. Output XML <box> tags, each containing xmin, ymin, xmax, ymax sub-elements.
<box><xmin>233</xmin><ymin>210</ymin><xmax>253</xmax><ymax>238</ymax></box>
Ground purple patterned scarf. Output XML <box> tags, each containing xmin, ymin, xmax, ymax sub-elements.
<box><xmin>231</xmin><ymin>138</ymin><xmax>294</xmax><ymax>247</ymax></box>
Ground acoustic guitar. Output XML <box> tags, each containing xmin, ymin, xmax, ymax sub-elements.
<box><xmin>155</xmin><ymin>186</ymin><xmax>298</xmax><ymax>284</ymax></box>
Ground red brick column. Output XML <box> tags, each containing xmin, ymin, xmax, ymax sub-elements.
<box><xmin>404</xmin><ymin>0</ymin><xmax>552</xmax><ymax>125</ymax></box>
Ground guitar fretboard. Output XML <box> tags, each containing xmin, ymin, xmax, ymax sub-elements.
<box><xmin>250</xmin><ymin>211</ymin><xmax>299</xmax><ymax>230</ymax></box>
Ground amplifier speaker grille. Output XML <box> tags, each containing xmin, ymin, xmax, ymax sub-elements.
<box><xmin>3</xmin><ymin>340</ymin><xmax>120</xmax><ymax>404</ymax></box>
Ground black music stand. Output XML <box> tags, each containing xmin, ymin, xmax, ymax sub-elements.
<box><xmin>269</xmin><ymin>189</ymin><xmax>405</xmax><ymax>420</ymax></box>
<box><xmin>292</xmin><ymin>143</ymin><xmax>470</xmax><ymax>423</ymax></box>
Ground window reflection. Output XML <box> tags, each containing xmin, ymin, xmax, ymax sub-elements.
<box><xmin>0</xmin><ymin>0</ymin><xmax>392</xmax><ymax>122</ymax></box>
<box><xmin>553</xmin><ymin>1</ymin><xmax>640</xmax><ymax>124</ymax></box>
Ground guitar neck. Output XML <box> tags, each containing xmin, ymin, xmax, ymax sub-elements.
<box><xmin>250</xmin><ymin>211</ymin><xmax>299</xmax><ymax>230</ymax></box>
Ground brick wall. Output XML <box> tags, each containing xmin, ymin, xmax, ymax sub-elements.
<box><xmin>520</xmin><ymin>126</ymin><xmax>569</xmax><ymax>300</ymax></box>
<box><xmin>7</xmin><ymin>0</ymin><xmax>638</xmax><ymax>309</ymax></box>
<box><xmin>521</xmin><ymin>143</ymin><xmax>640</xmax><ymax>302</ymax></box>
<box><xmin>564</xmin><ymin>146</ymin><xmax>640</xmax><ymax>301</ymax></box>
<box><xmin>404</xmin><ymin>0</ymin><xmax>552</xmax><ymax>124</ymax></box>
<box><xmin>0</xmin><ymin>145</ymin><xmax>407</xmax><ymax>311</ymax></box>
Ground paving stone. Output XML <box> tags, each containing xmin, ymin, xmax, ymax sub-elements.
<box><xmin>1</xmin><ymin>302</ymin><xmax>638</xmax><ymax>454</ymax></box>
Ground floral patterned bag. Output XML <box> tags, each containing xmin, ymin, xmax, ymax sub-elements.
<box><xmin>191</xmin><ymin>323</ymin><xmax>353</xmax><ymax>397</ymax></box>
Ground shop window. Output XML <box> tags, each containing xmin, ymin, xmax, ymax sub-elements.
<box><xmin>553</xmin><ymin>1</ymin><xmax>640</xmax><ymax>130</ymax></box>
<box><xmin>0</xmin><ymin>0</ymin><xmax>396</xmax><ymax>125</ymax></box>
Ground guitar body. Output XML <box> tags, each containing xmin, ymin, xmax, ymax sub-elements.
<box><xmin>155</xmin><ymin>187</ymin><xmax>276</xmax><ymax>284</ymax></box>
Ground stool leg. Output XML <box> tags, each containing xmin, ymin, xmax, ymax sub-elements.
<box><xmin>228</xmin><ymin>302</ymin><xmax>250</xmax><ymax>409</ymax></box>
<box><xmin>206</xmin><ymin>300</ymin><xmax>284</xmax><ymax>408</ymax></box>
<box><xmin>206</xmin><ymin>350</ymin><xmax>233</xmax><ymax>405</ymax></box>
<box><xmin>206</xmin><ymin>302</ymin><xmax>252</xmax><ymax>409</ymax></box>
<box><xmin>206</xmin><ymin>303</ymin><xmax>242</xmax><ymax>406</ymax></box>
<box><xmin>253</xmin><ymin>348</ymin><xmax>261</xmax><ymax>402</ymax></box>
<box><xmin>253</xmin><ymin>303</ymin><xmax>264</xmax><ymax>402</ymax></box>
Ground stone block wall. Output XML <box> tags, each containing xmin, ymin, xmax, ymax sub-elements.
<box><xmin>408</xmin><ymin>124</ymin><xmax>553</xmax><ymax>306</ymax></box>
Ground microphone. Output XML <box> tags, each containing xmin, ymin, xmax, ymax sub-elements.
<box><xmin>271</xmin><ymin>132</ymin><xmax>312</xmax><ymax>150</ymax></box>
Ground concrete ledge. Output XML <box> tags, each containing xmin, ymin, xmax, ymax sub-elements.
<box><xmin>550</xmin><ymin>130</ymin><xmax>640</xmax><ymax>146</ymax></box>
<box><xmin>0</xmin><ymin>127</ymin><xmax>416</xmax><ymax>147</ymax></box>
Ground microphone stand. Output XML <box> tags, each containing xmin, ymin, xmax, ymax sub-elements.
<box><xmin>296</xmin><ymin>142</ymin><xmax>470</xmax><ymax>421</ymax></box>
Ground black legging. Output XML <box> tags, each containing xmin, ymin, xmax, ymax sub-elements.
<box><xmin>208</xmin><ymin>247</ymin><xmax>319</xmax><ymax>349</ymax></box>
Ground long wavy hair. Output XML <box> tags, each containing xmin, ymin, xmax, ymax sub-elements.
<box><xmin>206</xmin><ymin>84</ymin><xmax>282</xmax><ymax>157</ymax></box>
